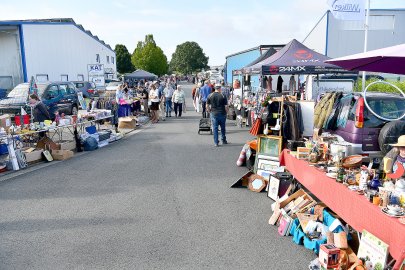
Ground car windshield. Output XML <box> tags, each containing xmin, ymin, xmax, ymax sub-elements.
<box><xmin>7</xmin><ymin>84</ymin><xmax>47</xmax><ymax>98</ymax></box>
<box><xmin>348</xmin><ymin>95</ymin><xmax>405</xmax><ymax>128</ymax></box>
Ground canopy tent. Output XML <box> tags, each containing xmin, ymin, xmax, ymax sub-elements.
<box><xmin>325</xmin><ymin>43</ymin><xmax>405</xmax><ymax>75</ymax></box>
<box><xmin>248</xmin><ymin>39</ymin><xmax>345</xmax><ymax>75</ymax></box>
<box><xmin>242</xmin><ymin>47</ymin><xmax>278</xmax><ymax>74</ymax></box>
<box><xmin>123</xmin><ymin>69</ymin><xmax>158</xmax><ymax>80</ymax></box>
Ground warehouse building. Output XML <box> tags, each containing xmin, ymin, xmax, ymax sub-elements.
<box><xmin>0</xmin><ymin>18</ymin><xmax>116</xmax><ymax>90</ymax></box>
<box><xmin>303</xmin><ymin>9</ymin><xmax>405</xmax><ymax>59</ymax></box>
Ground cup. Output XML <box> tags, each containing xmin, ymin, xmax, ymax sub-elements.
<box><xmin>373</xmin><ymin>196</ymin><xmax>380</xmax><ymax>206</ymax></box>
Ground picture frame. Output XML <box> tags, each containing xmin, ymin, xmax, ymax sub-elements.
<box><xmin>258</xmin><ymin>135</ymin><xmax>283</xmax><ymax>159</ymax></box>
<box><xmin>268</xmin><ymin>176</ymin><xmax>280</xmax><ymax>201</ymax></box>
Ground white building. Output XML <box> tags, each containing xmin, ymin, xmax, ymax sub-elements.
<box><xmin>0</xmin><ymin>18</ymin><xmax>116</xmax><ymax>90</ymax></box>
<box><xmin>303</xmin><ymin>9</ymin><xmax>405</xmax><ymax>58</ymax></box>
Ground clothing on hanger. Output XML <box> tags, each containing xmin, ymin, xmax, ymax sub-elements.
<box><xmin>277</xmin><ymin>76</ymin><xmax>283</xmax><ymax>93</ymax></box>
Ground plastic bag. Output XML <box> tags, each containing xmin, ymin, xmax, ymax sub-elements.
<box><xmin>83</xmin><ymin>137</ymin><xmax>98</xmax><ymax>151</ymax></box>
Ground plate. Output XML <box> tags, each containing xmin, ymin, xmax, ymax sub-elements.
<box><xmin>348</xmin><ymin>185</ymin><xmax>360</xmax><ymax>191</ymax></box>
<box><xmin>326</xmin><ymin>173</ymin><xmax>337</xmax><ymax>179</ymax></box>
<box><xmin>382</xmin><ymin>207</ymin><xmax>405</xmax><ymax>217</ymax></box>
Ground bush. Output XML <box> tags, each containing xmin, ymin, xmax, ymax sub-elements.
<box><xmin>354</xmin><ymin>78</ymin><xmax>405</xmax><ymax>94</ymax></box>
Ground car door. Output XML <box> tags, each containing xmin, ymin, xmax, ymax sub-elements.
<box><xmin>42</xmin><ymin>84</ymin><xmax>61</xmax><ymax>117</ymax></box>
<box><xmin>58</xmin><ymin>83</ymin><xmax>71</xmax><ymax>114</ymax></box>
<box><xmin>66</xmin><ymin>83</ymin><xmax>79</xmax><ymax>114</ymax></box>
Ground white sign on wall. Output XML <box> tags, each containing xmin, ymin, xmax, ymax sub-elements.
<box><xmin>312</xmin><ymin>79</ymin><xmax>354</xmax><ymax>100</ymax></box>
<box><xmin>88</xmin><ymin>64</ymin><xmax>105</xmax><ymax>87</ymax></box>
<box><xmin>327</xmin><ymin>0</ymin><xmax>366</xmax><ymax>21</ymax></box>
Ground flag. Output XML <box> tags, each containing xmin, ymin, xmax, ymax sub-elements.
<box><xmin>327</xmin><ymin>0</ymin><xmax>366</xmax><ymax>21</ymax></box>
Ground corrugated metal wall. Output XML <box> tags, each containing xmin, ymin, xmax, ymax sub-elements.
<box><xmin>226</xmin><ymin>49</ymin><xmax>260</xmax><ymax>85</ymax></box>
<box><xmin>22</xmin><ymin>23</ymin><xmax>116</xmax><ymax>83</ymax></box>
<box><xmin>0</xmin><ymin>26</ymin><xmax>23</xmax><ymax>89</ymax></box>
<box><xmin>327</xmin><ymin>10</ymin><xmax>405</xmax><ymax>58</ymax></box>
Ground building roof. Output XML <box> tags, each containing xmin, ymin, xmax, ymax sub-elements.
<box><xmin>225</xmin><ymin>44</ymin><xmax>285</xmax><ymax>59</ymax></box>
<box><xmin>0</xmin><ymin>18</ymin><xmax>114</xmax><ymax>52</ymax></box>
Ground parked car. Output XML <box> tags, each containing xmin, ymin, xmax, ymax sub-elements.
<box><xmin>105</xmin><ymin>81</ymin><xmax>121</xmax><ymax>92</ymax></box>
<box><xmin>326</xmin><ymin>92</ymin><xmax>405</xmax><ymax>160</ymax></box>
<box><xmin>0</xmin><ymin>81</ymin><xmax>79</xmax><ymax>119</ymax></box>
<box><xmin>72</xmin><ymin>81</ymin><xmax>98</xmax><ymax>98</ymax></box>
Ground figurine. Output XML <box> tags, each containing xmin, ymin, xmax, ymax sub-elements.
<box><xmin>359</xmin><ymin>170</ymin><xmax>369</xmax><ymax>191</ymax></box>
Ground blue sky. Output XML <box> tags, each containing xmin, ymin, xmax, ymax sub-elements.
<box><xmin>1</xmin><ymin>0</ymin><xmax>404</xmax><ymax>65</ymax></box>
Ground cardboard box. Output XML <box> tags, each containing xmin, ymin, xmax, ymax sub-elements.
<box><xmin>57</xmin><ymin>140</ymin><xmax>76</xmax><ymax>151</ymax></box>
<box><xmin>51</xmin><ymin>149</ymin><xmax>74</xmax><ymax>161</ymax></box>
<box><xmin>0</xmin><ymin>114</ymin><xmax>11</xmax><ymax>131</ymax></box>
<box><xmin>279</xmin><ymin>189</ymin><xmax>316</xmax><ymax>217</ymax></box>
<box><xmin>118</xmin><ymin>117</ymin><xmax>136</xmax><ymax>129</ymax></box>
<box><xmin>23</xmin><ymin>148</ymin><xmax>44</xmax><ymax>163</ymax></box>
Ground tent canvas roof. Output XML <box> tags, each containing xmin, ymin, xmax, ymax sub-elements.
<box><xmin>325</xmin><ymin>43</ymin><xmax>405</xmax><ymax>75</ymax></box>
<box><xmin>124</xmin><ymin>69</ymin><xmax>158</xmax><ymax>80</ymax></box>
<box><xmin>248</xmin><ymin>39</ymin><xmax>345</xmax><ymax>75</ymax></box>
<box><xmin>242</xmin><ymin>47</ymin><xmax>278</xmax><ymax>74</ymax></box>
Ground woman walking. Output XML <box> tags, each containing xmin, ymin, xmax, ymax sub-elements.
<box><xmin>149</xmin><ymin>85</ymin><xmax>160</xmax><ymax>123</ymax></box>
<box><xmin>194</xmin><ymin>82</ymin><xmax>201</xmax><ymax>113</ymax></box>
<box><xmin>172</xmin><ymin>85</ymin><xmax>185</xmax><ymax>117</ymax></box>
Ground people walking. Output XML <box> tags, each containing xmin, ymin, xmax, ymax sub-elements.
<box><xmin>200</xmin><ymin>80</ymin><xmax>212</xmax><ymax>118</ymax></box>
<box><xmin>194</xmin><ymin>82</ymin><xmax>202</xmax><ymax>113</ymax></box>
<box><xmin>149</xmin><ymin>85</ymin><xmax>160</xmax><ymax>123</ymax></box>
<box><xmin>141</xmin><ymin>86</ymin><xmax>149</xmax><ymax>116</ymax></box>
<box><xmin>158</xmin><ymin>82</ymin><xmax>166</xmax><ymax>121</ymax></box>
<box><xmin>207</xmin><ymin>83</ymin><xmax>228</xmax><ymax>147</ymax></box>
<box><xmin>172</xmin><ymin>85</ymin><xmax>185</xmax><ymax>117</ymax></box>
<box><xmin>163</xmin><ymin>83</ymin><xmax>174</xmax><ymax>117</ymax></box>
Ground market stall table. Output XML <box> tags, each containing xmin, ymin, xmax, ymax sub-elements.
<box><xmin>280</xmin><ymin>150</ymin><xmax>405</xmax><ymax>270</ymax></box>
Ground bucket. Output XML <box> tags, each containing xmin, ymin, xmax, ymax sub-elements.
<box><xmin>14</xmin><ymin>114</ymin><xmax>30</xmax><ymax>126</ymax></box>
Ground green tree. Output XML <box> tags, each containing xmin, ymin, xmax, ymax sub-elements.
<box><xmin>114</xmin><ymin>44</ymin><xmax>134</xmax><ymax>74</ymax></box>
<box><xmin>131</xmin><ymin>35</ymin><xmax>168</xmax><ymax>76</ymax></box>
<box><xmin>170</xmin><ymin>41</ymin><xmax>209</xmax><ymax>74</ymax></box>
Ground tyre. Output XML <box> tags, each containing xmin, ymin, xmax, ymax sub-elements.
<box><xmin>71</xmin><ymin>105</ymin><xmax>78</xmax><ymax>116</ymax></box>
<box><xmin>378</xmin><ymin>120</ymin><xmax>405</xmax><ymax>154</ymax></box>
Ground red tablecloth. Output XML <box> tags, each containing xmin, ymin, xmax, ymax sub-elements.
<box><xmin>280</xmin><ymin>150</ymin><xmax>405</xmax><ymax>270</ymax></box>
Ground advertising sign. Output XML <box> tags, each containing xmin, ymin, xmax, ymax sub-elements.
<box><xmin>88</xmin><ymin>64</ymin><xmax>105</xmax><ymax>88</ymax></box>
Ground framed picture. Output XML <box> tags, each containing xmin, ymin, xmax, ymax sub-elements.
<box><xmin>258</xmin><ymin>135</ymin><xmax>283</xmax><ymax>159</ymax></box>
<box><xmin>257</xmin><ymin>169</ymin><xmax>272</xmax><ymax>180</ymax></box>
<box><xmin>268</xmin><ymin>176</ymin><xmax>280</xmax><ymax>201</ymax></box>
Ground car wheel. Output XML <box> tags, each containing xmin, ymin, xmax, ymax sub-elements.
<box><xmin>378</xmin><ymin>120</ymin><xmax>405</xmax><ymax>154</ymax></box>
<box><xmin>71</xmin><ymin>106</ymin><xmax>78</xmax><ymax>116</ymax></box>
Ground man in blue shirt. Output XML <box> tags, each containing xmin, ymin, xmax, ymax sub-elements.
<box><xmin>199</xmin><ymin>80</ymin><xmax>212</xmax><ymax>118</ymax></box>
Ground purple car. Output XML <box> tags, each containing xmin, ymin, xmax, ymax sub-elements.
<box><xmin>327</xmin><ymin>92</ymin><xmax>405</xmax><ymax>159</ymax></box>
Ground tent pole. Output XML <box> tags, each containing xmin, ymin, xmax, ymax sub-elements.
<box><xmin>362</xmin><ymin>0</ymin><xmax>371</xmax><ymax>91</ymax></box>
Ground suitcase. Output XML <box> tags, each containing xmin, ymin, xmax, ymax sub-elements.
<box><xmin>198</xmin><ymin>118</ymin><xmax>212</xmax><ymax>135</ymax></box>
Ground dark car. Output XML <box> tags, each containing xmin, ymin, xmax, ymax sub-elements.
<box><xmin>0</xmin><ymin>81</ymin><xmax>79</xmax><ymax>119</ymax></box>
<box><xmin>327</xmin><ymin>92</ymin><xmax>405</xmax><ymax>159</ymax></box>
<box><xmin>73</xmin><ymin>81</ymin><xmax>98</xmax><ymax>98</ymax></box>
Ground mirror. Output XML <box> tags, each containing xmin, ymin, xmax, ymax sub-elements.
<box><xmin>248</xmin><ymin>176</ymin><xmax>267</xmax><ymax>192</ymax></box>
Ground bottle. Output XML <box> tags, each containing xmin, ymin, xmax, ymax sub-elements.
<box><xmin>337</xmin><ymin>167</ymin><xmax>345</xmax><ymax>183</ymax></box>
<box><xmin>369</xmin><ymin>170</ymin><xmax>382</xmax><ymax>190</ymax></box>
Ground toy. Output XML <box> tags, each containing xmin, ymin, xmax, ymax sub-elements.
<box><xmin>319</xmin><ymin>244</ymin><xmax>340</xmax><ymax>269</ymax></box>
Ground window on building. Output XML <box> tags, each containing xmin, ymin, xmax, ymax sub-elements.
<box><xmin>36</xmin><ymin>74</ymin><xmax>49</xmax><ymax>82</ymax></box>
<box><xmin>111</xmin><ymin>56</ymin><xmax>115</xmax><ymax>64</ymax></box>
<box><xmin>77</xmin><ymin>74</ymin><xmax>84</xmax><ymax>81</ymax></box>
<box><xmin>107</xmin><ymin>56</ymin><xmax>110</xmax><ymax>64</ymax></box>
<box><xmin>96</xmin><ymin>54</ymin><xmax>100</xmax><ymax>63</ymax></box>
<box><xmin>61</xmin><ymin>74</ymin><xmax>68</xmax><ymax>82</ymax></box>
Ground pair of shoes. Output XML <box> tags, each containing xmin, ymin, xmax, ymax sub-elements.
<box><xmin>222</xmin><ymin>141</ymin><xmax>228</xmax><ymax>145</ymax></box>
<box><xmin>214</xmin><ymin>143</ymin><xmax>219</xmax><ymax>147</ymax></box>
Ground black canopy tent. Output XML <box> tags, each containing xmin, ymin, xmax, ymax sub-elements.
<box><xmin>242</xmin><ymin>47</ymin><xmax>278</xmax><ymax>74</ymax></box>
<box><xmin>123</xmin><ymin>69</ymin><xmax>158</xmax><ymax>81</ymax></box>
<box><xmin>246</xmin><ymin>39</ymin><xmax>346</xmax><ymax>75</ymax></box>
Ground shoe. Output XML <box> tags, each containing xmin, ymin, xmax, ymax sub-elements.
<box><xmin>222</xmin><ymin>141</ymin><xmax>228</xmax><ymax>145</ymax></box>
<box><xmin>214</xmin><ymin>143</ymin><xmax>219</xmax><ymax>147</ymax></box>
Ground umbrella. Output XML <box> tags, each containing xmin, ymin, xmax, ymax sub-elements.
<box><xmin>325</xmin><ymin>43</ymin><xmax>405</xmax><ymax>75</ymax></box>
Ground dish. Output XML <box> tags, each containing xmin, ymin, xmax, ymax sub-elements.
<box><xmin>382</xmin><ymin>207</ymin><xmax>405</xmax><ymax>217</ymax></box>
<box><xmin>342</xmin><ymin>155</ymin><xmax>363</xmax><ymax>168</ymax></box>
<box><xmin>348</xmin><ymin>185</ymin><xmax>359</xmax><ymax>191</ymax></box>
<box><xmin>326</xmin><ymin>173</ymin><xmax>337</xmax><ymax>179</ymax></box>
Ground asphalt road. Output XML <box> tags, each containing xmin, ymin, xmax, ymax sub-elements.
<box><xmin>0</xmin><ymin>83</ymin><xmax>314</xmax><ymax>270</ymax></box>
